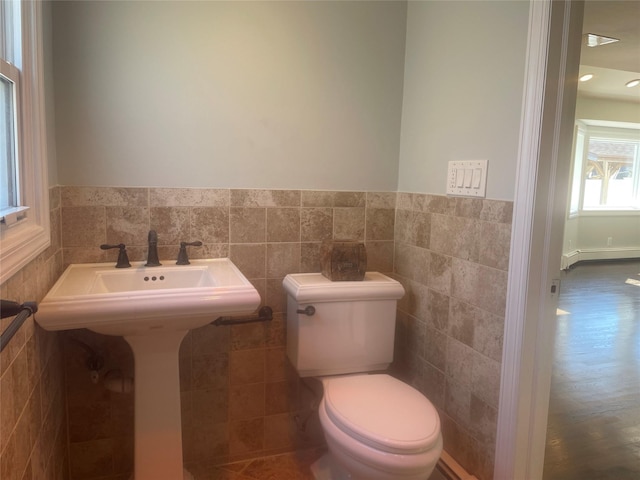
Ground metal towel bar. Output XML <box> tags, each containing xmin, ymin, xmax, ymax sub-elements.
<box><xmin>0</xmin><ymin>300</ymin><xmax>38</xmax><ymax>353</ymax></box>
<box><xmin>212</xmin><ymin>305</ymin><xmax>273</xmax><ymax>326</ymax></box>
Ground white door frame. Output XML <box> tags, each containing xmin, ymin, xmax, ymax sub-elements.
<box><xmin>495</xmin><ymin>1</ymin><xmax>584</xmax><ymax>479</ymax></box>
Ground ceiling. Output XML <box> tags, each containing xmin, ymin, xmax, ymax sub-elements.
<box><xmin>578</xmin><ymin>0</ymin><xmax>640</xmax><ymax>103</ymax></box>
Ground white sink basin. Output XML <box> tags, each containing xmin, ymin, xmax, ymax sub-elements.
<box><xmin>88</xmin><ymin>266</ymin><xmax>216</xmax><ymax>294</ymax></box>
<box><xmin>37</xmin><ymin>258</ymin><xmax>260</xmax><ymax>336</ymax></box>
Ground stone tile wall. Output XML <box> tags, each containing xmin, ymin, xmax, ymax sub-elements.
<box><xmin>0</xmin><ymin>187</ymin><xmax>67</xmax><ymax>480</ymax></box>
<box><xmin>392</xmin><ymin>192</ymin><xmax>513</xmax><ymax>480</ymax></box>
<box><xmin>10</xmin><ymin>186</ymin><xmax>512</xmax><ymax>480</ymax></box>
<box><xmin>58</xmin><ymin>186</ymin><xmax>396</xmax><ymax>479</ymax></box>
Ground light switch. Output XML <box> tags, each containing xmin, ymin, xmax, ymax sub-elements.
<box><xmin>463</xmin><ymin>169</ymin><xmax>473</xmax><ymax>188</ymax></box>
<box><xmin>472</xmin><ymin>168</ymin><xmax>482</xmax><ymax>188</ymax></box>
<box><xmin>446</xmin><ymin>160</ymin><xmax>488</xmax><ymax>197</ymax></box>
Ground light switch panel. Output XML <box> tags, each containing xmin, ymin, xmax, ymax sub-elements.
<box><xmin>446</xmin><ymin>160</ymin><xmax>488</xmax><ymax>197</ymax></box>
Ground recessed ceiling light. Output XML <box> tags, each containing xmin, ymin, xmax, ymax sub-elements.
<box><xmin>579</xmin><ymin>73</ymin><xmax>594</xmax><ymax>82</ymax></box>
<box><xmin>625</xmin><ymin>79</ymin><xmax>640</xmax><ymax>88</ymax></box>
<box><xmin>585</xmin><ymin>33</ymin><xmax>620</xmax><ymax>47</ymax></box>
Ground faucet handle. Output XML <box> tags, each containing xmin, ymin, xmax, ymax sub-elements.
<box><xmin>100</xmin><ymin>243</ymin><xmax>131</xmax><ymax>268</ymax></box>
<box><xmin>176</xmin><ymin>241</ymin><xmax>203</xmax><ymax>265</ymax></box>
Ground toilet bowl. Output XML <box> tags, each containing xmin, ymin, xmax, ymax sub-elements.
<box><xmin>312</xmin><ymin>374</ymin><xmax>442</xmax><ymax>480</ymax></box>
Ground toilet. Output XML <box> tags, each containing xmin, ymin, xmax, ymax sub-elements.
<box><xmin>283</xmin><ymin>272</ymin><xmax>443</xmax><ymax>480</ymax></box>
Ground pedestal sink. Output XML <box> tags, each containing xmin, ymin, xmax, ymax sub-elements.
<box><xmin>37</xmin><ymin>258</ymin><xmax>261</xmax><ymax>480</ymax></box>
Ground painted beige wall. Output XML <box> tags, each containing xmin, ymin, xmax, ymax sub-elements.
<box><xmin>576</xmin><ymin>215</ymin><xmax>640</xmax><ymax>249</ymax></box>
<box><xmin>44</xmin><ymin>0</ymin><xmax>58</xmax><ymax>186</ymax></box>
<box><xmin>397</xmin><ymin>0</ymin><xmax>529</xmax><ymax>200</ymax></box>
<box><xmin>52</xmin><ymin>0</ymin><xmax>407</xmax><ymax>190</ymax></box>
<box><xmin>564</xmin><ymin>213</ymin><xmax>640</xmax><ymax>256</ymax></box>
<box><xmin>576</xmin><ymin>95</ymin><xmax>640</xmax><ymax>124</ymax></box>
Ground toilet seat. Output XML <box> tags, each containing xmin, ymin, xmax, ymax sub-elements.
<box><xmin>323</xmin><ymin>374</ymin><xmax>440</xmax><ymax>455</ymax></box>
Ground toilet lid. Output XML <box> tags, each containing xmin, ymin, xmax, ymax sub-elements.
<box><xmin>323</xmin><ymin>374</ymin><xmax>440</xmax><ymax>454</ymax></box>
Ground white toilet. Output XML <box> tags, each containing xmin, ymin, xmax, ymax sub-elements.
<box><xmin>283</xmin><ymin>272</ymin><xmax>443</xmax><ymax>480</ymax></box>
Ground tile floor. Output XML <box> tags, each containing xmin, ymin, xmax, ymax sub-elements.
<box><xmin>190</xmin><ymin>448</ymin><xmax>449</xmax><ymax>480</ymax></box>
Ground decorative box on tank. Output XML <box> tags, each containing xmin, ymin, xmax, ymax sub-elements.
<box><xmin>321</xmin><ymin>240</ymin><xmax>367</xmax><ymax>281</ymax></box>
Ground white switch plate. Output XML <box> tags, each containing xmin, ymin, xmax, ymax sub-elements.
<box><xmin>447</xmin><ymin>160</ymin><xmax>488</xmax><ymax>197</ymax></box>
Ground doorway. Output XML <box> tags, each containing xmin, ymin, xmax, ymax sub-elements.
<box><xmin>543</xmin><ymin>2</ymin><xmax>640</xmax><ymax>477</ymax></box>
<box><xmin>495</xmin><ymin>1</ymin><xmax>639</xmax><ymax>478</ymax></box>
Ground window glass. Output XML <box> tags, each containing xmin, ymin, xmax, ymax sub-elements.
<box><xmin>583</xmin><ymin>137</ymin><xmax>638</xmax><ymax>209</ymax></box>
<box><xmin>1</xmin><ymin>73</ymin><xmax>17</xmax><ymax>210</ymax></box>
<box><xmin>573</xmin><ymin>123</ymin><xmax>640</xmax><ymax>212</ymax></box>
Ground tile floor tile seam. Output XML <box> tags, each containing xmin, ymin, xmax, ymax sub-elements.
<box><xmin>217</xmin><ymin>461</ymin><xmax>282</xmax><ymax>480</ymax></box>
<box><xmin>216</xmin><ymin>449</ymin><xmax>321</xmax><ymax>473</ymax></box>
<box><xmin>216</xmin><ymin>461</ymin><xmax>252</xmax><ymax>475</ymax></box>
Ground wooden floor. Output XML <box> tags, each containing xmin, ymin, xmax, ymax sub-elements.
<box><xmin>543</xmin><ymin>260</ymin><xmax>640</xmax><ymax>480</ymax></box>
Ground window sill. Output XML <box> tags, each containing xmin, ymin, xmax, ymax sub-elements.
<box><xmin>0</xmin><ymin>222</ymin><xmax>50</xmax><ymax>284</ymax></box>
<box><xmin>0</xmin><ymin>206</ymin><xmax>30</xmax><ymax>227</ymax></box>
<box><xmin>579</xmin><ymin>208</ymin><xmax>640</xmax><ymax>217</ymax></box>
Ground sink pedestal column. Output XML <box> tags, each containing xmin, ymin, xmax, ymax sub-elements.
<box><xmin>125</xmin><ymin>330</ymin><xmax>192</xmax><ymax>480</ymax></box>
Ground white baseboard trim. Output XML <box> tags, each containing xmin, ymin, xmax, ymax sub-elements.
<box><xmin>561</xmin><ymin>248</ymin><xmax>640</xmax><ymax>269</ymax></box>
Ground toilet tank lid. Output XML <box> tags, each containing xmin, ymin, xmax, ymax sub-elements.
<box><xmin>323</xmin><ymin>374</ymin><xmax>441</xmax><ymax>454</ymax></box>
<box><xmin>282</xmin><ymin>272</ymin><xmax>405</xmax><ymax>303</ymax></box>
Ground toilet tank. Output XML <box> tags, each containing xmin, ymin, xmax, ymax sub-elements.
<box><xmin>283</xmin><ymin>272</ymin><xmax>405</xmax><ymax>377</ymax></box>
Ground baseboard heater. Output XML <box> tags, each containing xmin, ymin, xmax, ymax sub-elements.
<box><xmin>561</xmin><ymin>248</ymin><xmax>640</xmax><ymax>270</ymax></box>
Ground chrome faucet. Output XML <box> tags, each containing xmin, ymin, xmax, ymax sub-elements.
<box><xmin>145</xmin><ymin>230</ymin><xmax>162</xmax><ymax>266</ymax></box>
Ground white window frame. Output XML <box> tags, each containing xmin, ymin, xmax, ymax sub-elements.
<box><xmin>1</xmin><ymin>59</ymin><xmax>23</xmax><ymax>215</ymax></box>
<box><xmin>567</xmin><ymin>122</ymin><xmax>585</xmax><ymax>219</ymax></box>
<box><xmin>0</xmin><ymin>0</ymin><xmax>50</xmax><ymax>285</ymax></box>
<box><xmin>572</xmin><ymin>121</ymin><xmax>640</xmax><ymax>215</ymax></box>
